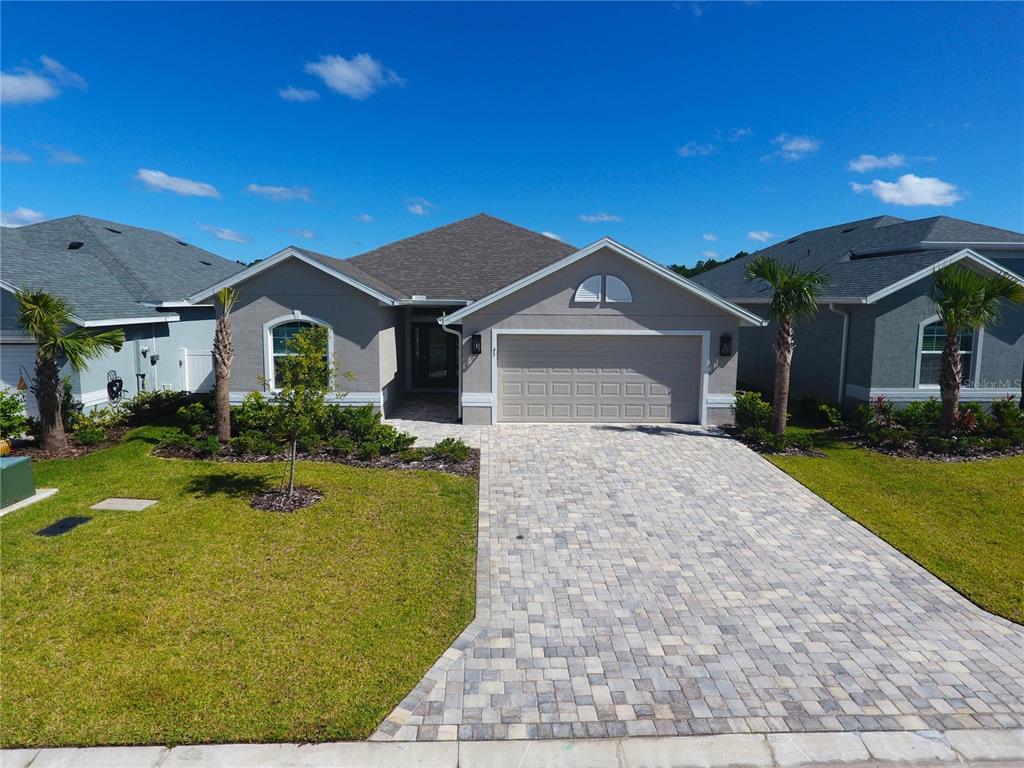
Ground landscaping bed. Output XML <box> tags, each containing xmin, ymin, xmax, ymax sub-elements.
<box><xmin>0</xmin><ymin>426</ymin><xmax>479</xmax><ymax>747</ymax></box>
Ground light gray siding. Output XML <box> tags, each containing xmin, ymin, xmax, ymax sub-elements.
<box><xmin>458</xmin><ymin>247</ymin><xmax>742</xmax><ymax>424</ymax></box>
<box><xmin>227</xmin><ymin>258</ymin><xmax>385</xmax><ymax>400</ymax></box>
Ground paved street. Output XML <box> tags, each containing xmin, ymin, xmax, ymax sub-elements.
<box><xmin>374</xmin><ymin>424</ymin><xmax>1024</xmax><ymax>741</ymax></box>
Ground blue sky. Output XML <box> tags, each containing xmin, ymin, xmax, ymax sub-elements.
<box><xmin>2</xmin><ymin>1</ymin><xmax>1022</xmax><ymax>266</ymax></box>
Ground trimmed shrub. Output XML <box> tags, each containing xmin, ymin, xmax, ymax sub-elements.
<box><xmin>124</xmin><ymin>390</ymin><xmax>196</xmax><ymax>425</ymax></box>
<box><xmin>432</xmin><ymin>437</ymin><xmax>470</xmax><ymax>462</ymax></box>
<box><xmin>195</xmin><ymin>435</ymin><xmax>222</xmax><ymax>458</ymax></box>
<box><xmin>733</xmin><ymin>390</ymin><xmax>770</xmax><ymax>431</ymax></box>
<box><xmin>818</xmin><ymin>403</ymin><xmax>843</xmax><ymax>429</ymax></box>
<box><xmin>177</xmin><ymin>402</ymin><xmax>213</xmax><ymax>436</ymax></box>
<box><xmin>990</xmin><ymin>395</ymin><xmax>1024</xmax><ymax>439</ymax></box>
<box><xmin>72</xmin><ymin>425</ymin><xmax>106</xmax><ymax>446</ymax></box>
<box><xmin>0</xmin><ymin>388</ymin><xmax>30</xmax><ymax>440</ymax></box>
<box><xmin>893</xmin><ymin>398</ymin><xmax>941</xmax><ymax>430</ymax></box>
<box><xmin>230</xmin><ymin>431</ymin><xmax>278</xmax><ymax>457</ymax></box>
<box><xmin>232</xmin><ymin>392</ymin><xmax>274</xmax><ymax>435</ymax></box>
<box><xmin>335</xmin><ymin>404</ymin><xmax>380</xmax><ymax>442</ymax></box>
<box><xmin>327</xmin><ymin>435</ymin><xmax>356</xmax><ymax>457</ymax></box>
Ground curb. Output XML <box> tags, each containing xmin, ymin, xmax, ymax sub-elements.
<box><xmin>4</xmin><ymin>728</ymin><xmax>1023</xmax><ymax>767</ymax></box>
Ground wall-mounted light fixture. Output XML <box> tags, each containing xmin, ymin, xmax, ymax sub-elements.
<box><xmin>470</xmin><ymin>333</ymin><xmax>483</xmax><ymax>355</ymax></box>
<box><xmin>719</xmin><ymin>333</ymin><xmax>733</xmax><ymax>357</ymax></box>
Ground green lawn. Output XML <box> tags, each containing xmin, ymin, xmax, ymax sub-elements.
<box><xmin>0</xmin><ymin>427</ymin><xmax>478</xmax><ymax>748</ymax></box>
<box><xmin>769</xmin><ymin>429</ymin><xmax>1024</xmax><ymax>625</ymax></box>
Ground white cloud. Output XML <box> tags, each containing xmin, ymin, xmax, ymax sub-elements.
<box><xmin>764</xmin><ymin>133</ymin><xmax>822</xmax><ymax>162</ymax></box>
<box><xmin>245</xmin><ymin>183</ymin><xmax>311</xmax><ymax>202</ymax></box>
<box><xmin>0</xmin><ymin>56</ymin><xmax>86</xmax><ymax>105</ymax></box>
<box><xmin>136</xmin><ymin>168</ymin><xmax>220</xmax><ymax>198</ymax></box>
<box><xmin>304</xmin><ymin>53</ymin><xmax>404</xmax><ymax>100</ymax></box>
<box><xmin>702</xmin><ymin>250</ymin><xmax>719</xmax><ymax>259</ymax></box>
<box><xmin>291</xmin><ymin>228</ymin><xmax>316</xmax><ymax>240</ymax></box>
<box><xmin>848</xmin><ymin>153</ymin><xmax>905</xmax><ymax>173</ymax></box>
<box><xmin>0</xmin><ymin>71</ymin><xmax>58</xmax><ymax>104</ymax></box>
<box><xmin>677</xmin><ymin>140</ymin><xmax>717</xmax><ymax>158</ymax></box>
<box><xmin>39</xmin><ymin>144</ymin><xmax>85</xmax><ymax>164</ymax></box>
<box><xmin>355</xmin><ymin>213</ymin><xmax>374</xmax><ymax>223</ymax></box>
<box><xmin>850</xmin><ymin>174</ymin><xmax>962</xmax><ymax>207</ymax></box>
<box><xmin>579</xmin><ymin>212</ymin><xmax>622</xmax><ymax>223</ymax></box>
<box><xmin>728</xmin><ymin>127</ymin><xmax>753</xmax><ymax>142</ymax></box>
<box><xmin>197</xmin><ymin>223</ymin><xmax>251</xmax><ymax>243</ymax></box>
<box><xmin>1</xmin><ymin>145</ymin><xmax>31</xmax><ymax>163</ymax></box>
<box><xmin>541</xmin><ymin>231</ymin><xmax>564</xmax><ymax>241</ymax></box>
<box><xmin>39</xmin><ymin>56</ymin><xmax>87</xmax><ymax>90</ymax></box>
<box><xmin>747</xmin><ymin>230</ymin><xmax>773</xmax><ymax>242</ymax></box>
<box><xmin>702</xmin><ymin>232</ymin><xmax>718</xmax><ymax>241</ymax></box>
<box><xmin>1</xmin><ymin>207</ymin><xmax>45</xmax><ymax>227</ymax></box>
<box><xmin>278</xmin><ymin>85</ymin><xmax>319</xmax><ymax>102</ymax></box>
<box><xmin>406</xmin><ymin>197</ymin><xmax>436</xmax><ymax>216</ymax></box>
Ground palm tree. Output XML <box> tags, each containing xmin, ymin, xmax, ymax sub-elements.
<box><xmin>929</xmin><ymin>265</ymin><xmax>1024</xmax><ymax>432</ymax></box>
<box><xmin>212</xmin><ymin>287</ymin><xmax>238</xmax><ymax>442</ymax></box>
<box><xmin>16</xmin><ymin>290</ymin><xmax>125</xmax><ymax>451</ymax></box>
<box><xmin>744</xmin><ymin>255</ymin><xmax>828</xmax><ymax>434</ymax></box>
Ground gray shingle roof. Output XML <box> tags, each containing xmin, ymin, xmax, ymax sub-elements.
<box><xmin>691</xmin><ymin>215</ymin><xmax>1024</xmax><ymax>301</ymax></box>
<box><xmin>291</xmin><ymin>247</ymin><xmax>407</xmax><ymax>301</ymax></box>
<box><xmin>346</xmin><ymin>213</ymin><xmax>576</xmax><ymax>300</ymax></box>
<box><xmin>1</xmin><ymin>215</ymin><xmax>244</xmax><ymax>322</ymax></box>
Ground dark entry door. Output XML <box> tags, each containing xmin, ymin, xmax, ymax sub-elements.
<box><xmin>412</xmin><ymin>322</ymin><xmax>458</xmax><ymax>389</ymax></box>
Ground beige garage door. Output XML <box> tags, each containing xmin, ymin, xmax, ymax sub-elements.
<box><xmin>497</xmin><ymin>335</ymin><xmax>702</xmax><ymax>423</ymax></box>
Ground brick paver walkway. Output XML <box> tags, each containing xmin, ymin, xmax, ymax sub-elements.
<box><xmin>374</xmin><ymin>424</ymin><xmax>1024</xmax><ymax>741</ymax></box>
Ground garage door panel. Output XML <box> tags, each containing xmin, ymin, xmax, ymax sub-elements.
<box><xmin>497</xmin><ymin>335</ymin><xmax>702</xmax><ymax>423</ymax></box>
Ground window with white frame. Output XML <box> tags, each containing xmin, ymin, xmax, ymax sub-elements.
<box><xmin>918</xmin><ymin>320</ymin><xmax>974</xmax><ymax>387</ymax></box>
<box><xmin>268</xmin><ymin>319</ymin><xmax>329</xmax><ymax>388</ymax></box>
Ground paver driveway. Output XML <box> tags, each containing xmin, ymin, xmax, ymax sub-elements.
<box><xmin>374</xmin><ymin>424</ymin><xmax>1024</xmax><ymax>741</ymax></box>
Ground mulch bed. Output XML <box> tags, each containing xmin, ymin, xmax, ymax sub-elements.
<box><xmin>250</xmin><ymin>486</ymin><xmax>323</xmax><ymax>512</ymax></box>
<box><xmin>11</xmin><ymin>426</ymin><xmax>131</xmax><ymax>461</ymax></box>
<box><xmin>845</xmin><ymin>434</ymin><xmax>1024</xmax><ymax>463</ymax></box>
<box><xmin>153</xmin><ymin>445</ymin><xmax>480</xmax><ymax>478</ymax></box>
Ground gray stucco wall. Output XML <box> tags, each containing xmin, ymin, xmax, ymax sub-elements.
<box><xmin>871</xmin><ymin>274</ymin><xmax>1024</xmax><ymax>397</ymax></box>
<box><xmin>228</xmin><ymin>258</ymin><xmax>384</xmax><ymax>398</ymax></box>
<box><xmin>458</xmin><ymin>247</ymin><xmax>743</xmax><ymax>423</ymax></box>
<box><xmin>735</xmin><ymin>302</ymin><xmax>855</xmax><ymax>405</ymax></box>
<box><xmin>378</xmin><ymin>307</ymin><xmax>401</xmax><ymax>414</ymax></box>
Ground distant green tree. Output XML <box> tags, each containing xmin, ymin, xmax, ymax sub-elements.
<box><xmin>669</xmin><ymin>251</ymin><xmax>748</xmax><ymax>279</ymax></box>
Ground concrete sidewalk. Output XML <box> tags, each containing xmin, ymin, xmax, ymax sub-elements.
<box><xmin>4</xmin><ymin>729</ymin><xmax>1023</xmax><ymax>767</ymax></box>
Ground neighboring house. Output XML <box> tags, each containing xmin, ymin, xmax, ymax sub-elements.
<box><xmin>1</xmin><ymin>215</ymin><xmax>245</xmax><ymax>415</ymax></box>
<box><xmin>691</xmin><ymin>215</ymin><xmax>1024</xmax><ymax>408</ymax></box>
<box><xmin>193</xmin><ymin>214</ymin><xmax>764</xmax><ymax>425</ymax></box>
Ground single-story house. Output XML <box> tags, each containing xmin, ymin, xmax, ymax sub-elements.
<box><xmin>1</xmin><ymin>215</ymin><xmax>245</xmax><ymax>415</ymax></box>
<box><xmin>193</xmin><ymin>214</ymin><xmax>765</xmax><ymax>426</ymax></box>
<box><xmin>691</xmin><ymin>215</ymin><xmax>1024</xmax><ymax>408</ymax></box>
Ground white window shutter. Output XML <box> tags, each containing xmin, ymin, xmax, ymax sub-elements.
<box><xmin>573</xmin><ymin>275</ymin><xmax>602</xmax><ymax>303</ymax></box>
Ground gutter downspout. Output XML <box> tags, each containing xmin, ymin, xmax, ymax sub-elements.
<box><xmin>439</xmin><ymin>314</ymin><xmax>463</xmax><ymax>422</ymax></box>
<box><xmin>828</xmin><ymin>303</ymin><xmax>850</xmax><ymax>405</ymax></box>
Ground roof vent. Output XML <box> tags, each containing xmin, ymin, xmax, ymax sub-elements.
<box><xmin>176</xmin><ymin>240</ymin><xmax>189</xmax><ymax>247</ymax></box>
<box><xmin>104</xmin><ymin>227</ymin><xmax>122</xmax><ymax>234</ymax></box>
<box><xmin>841</xmin><ymin>226</ymin><xmax>857</xmax><ymax>234</ymax></box>
<box><xmin>198</xmin><ymin>260</ymin><xmax>212</xmax><ymax>266</ymax></box>
<box><xmin>787</xmin><ymin>238</ymin><xmax>800</xmax><ymax>244</ymax></box>
<box><xmin>67</xmin><ymin>241</ymin><xmax>84</xmax><ymax>250</ymax></box>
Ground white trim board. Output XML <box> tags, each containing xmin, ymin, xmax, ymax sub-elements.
<box><xmin>706</xmin><ymin>393</ymin><xmax>736</xmax><ymax>408</ymax></box>
<box><xmin>440</xmin><ymin>238</ymin><xmax>766</xmax><ymax>327</ymax></box>
<box><xmin>190</xmin><ymin>247</ymin><xmax>399</xmax><ymax>306</ymax></box>
<box><xmin>487</xmin><ymin>329</ymin><xmax>711</xmax><ymax>426</ymax></box>
<box><xmin>228</xmin><ymin>390</ymin><xmax>382</xmax><ymax>406</ymax></box>
<box><xmin>844</xmin><ymin>384</ymin><xmax>1017</xmax><ymax>403</ymax></box>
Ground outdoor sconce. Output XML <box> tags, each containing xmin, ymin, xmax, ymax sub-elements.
<box><xmin>470</xmin><ymin>333</ymin><xmax>483</xmax><ymax>355</ymax></box>
<box><xmin>719</xmin><ymin>333</ymin><xmax>733</xmax><ymax>357</ymax></box>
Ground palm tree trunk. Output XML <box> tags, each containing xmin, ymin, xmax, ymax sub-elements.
<box><xmin>34</xmin><ymin>356</ymin><xmax>67</xmax><ymax>451</ymax></box>
<box><xmin>770</xmin><ymin>319</ymin><xmax>795</xmax><ymax>435</ymax></box>
<box><xmin>212</xmin><ymin>314</ymin><xmax>233</xmax><ymax>442</ymax></box>
<box><xmin>939</xmin><ymin>331</ymin><xmax>962</xmax><ymax>432</ymax></box>
<box><xmin>288</xmin><ymin>439</ymin><xmax>297</xmax><ymax>496</ymax></box>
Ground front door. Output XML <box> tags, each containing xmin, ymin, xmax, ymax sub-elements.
<box><xmin>411</xmin><ymin>322</ymin><xmax>457</xmax><ymax>390</ymax></box>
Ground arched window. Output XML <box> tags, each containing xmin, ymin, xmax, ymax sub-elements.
<box><xmin>605</xmin><ymin>275</ymin><xmax>632</xmax><ymax>303</ymax></box>
<box><xmin>917</xmin><ymin>319</ymin><xmax>974</xmax><ymax>387</ymax></box>
<box><xmin>264</xmin><ymin>314</ymin><xmax>332</xmax><ymax>389</ymax></box>
<box><xmin>573</xmin><ymin>275</ymin><xmax>602</xmax><ymax>303</ymax></box>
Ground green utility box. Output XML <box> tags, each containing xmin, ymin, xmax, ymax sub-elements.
<box><xmin>1</xmin><ymin>456</ymin><xmax>36</xmax><ymax>509</ymax></box>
